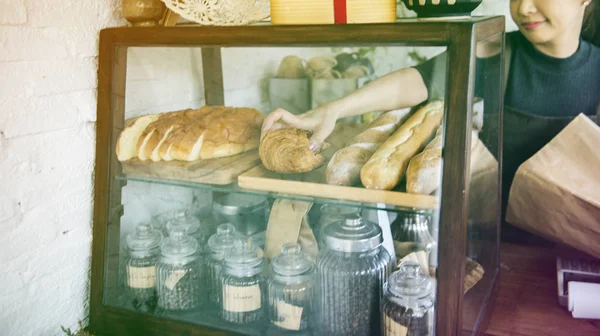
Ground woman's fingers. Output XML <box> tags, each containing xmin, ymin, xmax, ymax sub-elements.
<box><xmin>308</xmin><ymin>122</ymin><xmax>335</xmax><ymax>152</ymax></box>
<box><xmin>262</xmin><ymin>108</ymin><xmax>308</xmax><ymax>132</ymax></box>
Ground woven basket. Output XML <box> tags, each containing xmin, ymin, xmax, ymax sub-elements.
<box><xmin>160</xmin><ymin>0</ymin><xmax>270</xmax><ymax>26</ymax></box>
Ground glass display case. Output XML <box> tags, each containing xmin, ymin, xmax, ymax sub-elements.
<box><xmin>90</xmin><ymin>17</ymin><xmax>505</xmax><ymax>336</ymax></box>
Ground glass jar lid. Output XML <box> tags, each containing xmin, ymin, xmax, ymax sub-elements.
<box><xmin>165</xmin><ymin>210</ymin><xmax>200</xmax><ymax>236</ymax></box>
<box><xmin>271</xmin><ymin>243</ymin><xmax>314</xmax><ymax>277</ymax></box>
<box><xmin>213</xmin><ymin>193</ymin><xmax>267</xmax><ymax>215</ymax></box>
<box><xmin>224</xmin><ymin>239</ymin><xmax>265</xmax><ymax>276</ymax></box>
<box><xmin>126</xmin><ymin>223</ymin><xmax>162</xmax><ymax>251</ymax></box>
<box><xmin>323</xmin><ymin>214</ymin><xmax>383</xmax><ymax>253</ymax></box>
<box><xmin>388</xmin><ymin>261</ymin><xmax>432</xmax><ymax>299</ymax></box>
<box><xmin>160</xmin><ymin>228</ymin><xmax>199</xmax><ymax>259</ymax></box>
<box><xmin>207</xmin><ymin>223</ymin><xmax>238</xmax><ymax>259</ymax></box>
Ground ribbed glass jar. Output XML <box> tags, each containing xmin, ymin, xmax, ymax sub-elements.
<box><xmin>125</xmin><ymin>223</ymin><xmax>162</xmax><ymax>313</ymax></box>
<box><xmin>205</xmin><ymin>223</ymin><xmax>239</xmax><ymax>305</ymax></box>
<box><xmin>382</xmin><ymin>261</ymin><xmax>434</xmax><ymax>336</ymax></box>
<box><xmin>391</xmin><ymin>211</ymin><xmax>436</xmax><ymax>259</ymax></box>
<box><xmin>221</xmin><ymin>240</ymin><xmax>266</xmax><ymax>324</ymax></box>
<box><xmin>156</xmin><ymin>228</ymin><xmax>204</xmax><ymax>310</ymax></box>
<box><xmin>315</xmin><ymin>215</ymin><xmax>391</xmax><ymax>336</ymax></box>
<box><xmin>267</xmin><ymin>243</ymin><xmax>315</xmax><ymax>332</ymax></box>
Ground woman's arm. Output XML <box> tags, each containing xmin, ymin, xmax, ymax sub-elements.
<box><xmin>262</xmin><ymin>62</ymin><xmax>433</xmax><ymax>150</ymax></box>
<box><xmin>320</xmin><ymin>67</ymin><xmax>429</xmax><ymax>119</ymax></box>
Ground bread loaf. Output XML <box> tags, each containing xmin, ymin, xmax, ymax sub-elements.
<box><xmin>406</xmin><ymin>129</ymin><xmax>480</xmax><ymax>195</ymax></box>
<box><xmin>259</xmin><ymin>128</ymin><xmax>326</xmax><ymax>174</ymax></box>
<box><xmin>360</xmin><ymin>101</ymin><xmax>444</xmax><ymax>190</ymax></box>
<box><xmin>116</xmin><ymin>114</ymin><xmax>161</xmax><ymax>161</ymax></box>
<box><xmin>116</xmin><ymin>106</ymin><xmax>264</xmax><ymax>162</ymax></box>
<box><xmin>326</xmin><ymin>108</ymin><xmax>412</xmax><ymax>186</ymax></box>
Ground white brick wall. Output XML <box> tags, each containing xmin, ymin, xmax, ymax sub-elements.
<box><xmin>0</xmin><ymin>0</ymin><xmax>125</xmax><ymax>335</ymax></box>
<box><xmin>0</xmin><ymin>0</ymin><xmax>513</xmax><ymax>335</ymax></box>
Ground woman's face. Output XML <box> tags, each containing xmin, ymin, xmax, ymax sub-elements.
<box><xmin>510</xmin><ymin>0</ymin><xmax>588</xmax><ymax>45</ymax></box>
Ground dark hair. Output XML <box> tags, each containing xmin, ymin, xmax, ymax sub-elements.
<box><xmin>582</xmin><ymin>0</ymin><xmax>600</xmax><ymax>46</ymax></box>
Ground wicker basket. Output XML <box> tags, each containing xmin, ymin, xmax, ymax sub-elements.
<box><xmin>271</xmin><ymin>0</ymin><xmax>397</xmax><ymax>25</ymax></box>
<box><xmin>160</xmin><ymin>0</ymin><xmax>270</xmax><ymax>26</ymax></box>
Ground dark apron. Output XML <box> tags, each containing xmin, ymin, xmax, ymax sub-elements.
<box><xmin>498</xmin><ymin>107</ymin><xmax>600</xmax><ymax>243</ymax></box>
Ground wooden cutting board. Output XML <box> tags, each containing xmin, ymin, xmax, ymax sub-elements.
<box><xmin>121</xmin><ymin>149</ymin><xmax>261</xmax><ymax>185</ymax></box>
<box><xmin>238</xmin><ymin>123</ymin><xmax>438</xmax><ymax>210</ymax></box>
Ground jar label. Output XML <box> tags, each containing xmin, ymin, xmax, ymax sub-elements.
<box><xmin>164</xmin><ymin>269</ymin><xmax>187</xmax><ymax>290</ymax></box>
<box><xmin>273</xmin><ymin>300</ymin><xmax>303</xmax><ymax>331</ymax></box>
<box><xmin>384</xmin><ymin>314</ymin><xmax>408</xmax><ymax>336</ymax></box>
<box><xmin>126</xmin><ymin>266</ymin><xmax>156</xmax><ymax>289</ymax></box>
<box><xmin>223</xmin><ymin>284</ymin><xmax>261</xmax><ymax>313</ymax></box>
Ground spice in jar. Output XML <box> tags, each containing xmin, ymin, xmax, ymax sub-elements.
<box><xmin>315</xmin><ymin>214</ymin><xmax>391</xmax><ymax>336</ymax></box>
<box><xmin>221</xmin><ymin>239</ymin><xmax>266</xmax><ymax>324</ymax></box>
<box><xmin>125</xmin><ymin>223</ymin><xmax>162</xmax><ymax>313</ymax></box>
<box><xmin>156</xmin><ymin>228</ymin><xmax>204</xmax><ymax>310</ymax></box>
<box><xmin>382</xmin><ymin>261</ymin><xmax>434</xmax><ymax>336</ymax></box>
<box><xmin>268</xmin><ymin>243</ymin><xmax>314</xmax><ymax>331</ymax></box>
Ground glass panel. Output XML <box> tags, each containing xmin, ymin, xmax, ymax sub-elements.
<box><xmin>462</xmin><ymin>33</ymin><xmax>504</xmax><ymax>334</ymax></box>
<box><xmin>103</xmin><ymin>44</ymin><xmax>451</xmax><ymax>335</ymax></box>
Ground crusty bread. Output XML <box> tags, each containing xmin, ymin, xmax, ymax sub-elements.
<box><xmin>406</xmin><ymin>129</ymin><xmax>480</xmax><ymax>195</ymax></box>
<box><xmin>116</xmin><ymin>114</ymin><xmax>161</xmax><ymax>161</ymax></box>
<box><xmin>326</xmin><ymin>108</ymin><xmax>412</xmax><ymax>186</ymax></box>
<box><xmin>118</xmin><ymin>106</ymin><xmax>265</xmax><ymax>162</ymax></box>
<box><xmin>360</xmin><ymin>101</ymin><xmax>444</xmax><ymax>190</ymax></box>
<box><xmin>259</xmin><ymin>128</ymin><xmax>326</xmax><ymax>174</ymax></box>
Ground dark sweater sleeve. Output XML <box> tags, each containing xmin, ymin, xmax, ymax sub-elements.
<box><xmin>412</xmin><ymin>51</ymin><xmax>488</xmax><ymax>99</ymax></box>
<box><xmin>412</xmin><ymin>51</ymin><xmax>447</xmax><ymax>101</ymax></box>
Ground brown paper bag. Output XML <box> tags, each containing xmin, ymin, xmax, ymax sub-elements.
<box><xmin>264</xmin><ymin>199</ymin><xmax>319</xmax><ymax>261</ymax></box>
<box><xmin>506</xmin><ymin>114</ymin><xmax>600</xmax><ymax>259</ymax></box>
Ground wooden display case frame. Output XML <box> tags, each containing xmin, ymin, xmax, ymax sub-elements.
<box><xmin>90</xmin><ymin>17</ymin><xmax>505</xmax><ymax>336</ymax></box>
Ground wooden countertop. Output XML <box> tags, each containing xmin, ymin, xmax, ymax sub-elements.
<box><xmin>484</xmin><ymin>243</ymin><xmax>600</xmax><ymax>336</ymax></box>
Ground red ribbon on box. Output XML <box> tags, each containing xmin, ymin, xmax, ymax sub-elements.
<box><xmin>333</xmin><ymin>0</ymin><xmax>347</xmax><ymax>24</ymax></box>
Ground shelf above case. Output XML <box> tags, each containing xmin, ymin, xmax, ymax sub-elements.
<box><xmin>117</xmin><ymin>173</ymin><xmax>438</xmax><ymax>213</ymax></box>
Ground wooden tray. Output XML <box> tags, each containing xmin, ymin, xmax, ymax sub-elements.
<box><xmin>121</xmin><ymin>149</ymin><xmax>261</xmax><ymax>185</ymax></box>
<box><xmin>238</xmin><ymin>123</ymin><xmax>438</xmax><ymax>210</ymax></box>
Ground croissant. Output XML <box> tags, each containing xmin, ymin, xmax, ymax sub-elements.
<box><xmin>259</xmin><ymin>128</ymin><xmax>326</xmax><ymax>174</ymax></box>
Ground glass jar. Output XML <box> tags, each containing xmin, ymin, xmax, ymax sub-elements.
<box><xmin>316</xmin><ymin>204</ymin><xmax>361</xmax><ymax>246</ymax></box>
<box><xmin>221</xmin><ymin>239</ymin><xmax>266</xmax><ymax>324</ymax></box>
<box><xmin>316</xmin><ymin>214</ymin><xmax>392</xmax><ymax>336</ymax></box>
<box><xmin>165</xmin><ymin>210</ymin><xmax>205</xmax><ymax>247</ymax></box>
<box><xmin>206</xmin><ymin>223</ymin><xmax>239</xmax><ymax>305</ymax></box>
<box><xmin>391</xmin><ymin>211</ymin><xmax>436</xmax><ymax>259</ymax></box>
<box><xmin>268</xmin><ymin>243</ymin><xmax>315</xmax><ymax>332</ymax></box>
<box><xmin>213</xmin><ymin>193</ymin><xmax>269</xmax><ymax>248</ymax></box>
<box><xmin>125</xmin><ymin>223</ymin><xmax>162</xmax><ymax>313</ymax></box>
<box><xmin>382</xmin><ymin>261</ymin><xmax>434</xmax><ymax>336</ymax></box>
<box><xmin>156</xmin><ymin>228</ymin><xmax>204</xmax><ymax>310</ymax></box>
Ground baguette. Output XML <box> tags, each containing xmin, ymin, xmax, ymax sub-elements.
<box><xmin>406</xmin><ymin>129</ymin><xmax>480</xmax><ymax>195</ymax></box>
<box><xmin>360</xmin><ymin>101</ymin><xmax>444</xmax><ymax>190</ymax></box>
<box><xmin>326</xmin><ymin>108</ymin><xmax>412</xmax><ymax>186</ymax></box>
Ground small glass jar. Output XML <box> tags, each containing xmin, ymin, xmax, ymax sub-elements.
<box><xmin>125</xmin><ymin>223</ymin><xmax>162</xmax><ymax>313</ymax></box>
<box><xmin>315</xmin><ymin>214</ymin><xmax>392</xmax><ymax>336</ymax></box>
<box><xmin>206</xmin><ymin>223</ymin><xmax>239</xmax><ymax>305</ymax></box>
<box><xmin>382</xmin><ymin>261</ymin><xmax>434</xmax><ymax>336</ymax></box>
<box><xmin>391</xmin><ymin>211</ymin><xmax>436</xmax><ymax>259</ymax></box>
<box><xmin>156</xmin><ymin>228</ymin><xmax>204</xmax><ymax>311</ymax></box>
<box><xmin>268</xmin><ymin>243</ymin><xmax>315</xmax><ymax>332</ymax></box>
<box><xmin>165</xmin><ymin>210</ymin><xmax>205</xmax><ymax>247</ymax></box>
<box><xmin>221</xmin><ymin>240</ymin><xmax>266</xmax><ymax>324</ymax></box>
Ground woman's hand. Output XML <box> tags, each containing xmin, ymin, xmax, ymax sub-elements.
<box><xmin>261</xmin><ymin>106</ymin><xmax>339</xmax><ymax>152</ymax></box>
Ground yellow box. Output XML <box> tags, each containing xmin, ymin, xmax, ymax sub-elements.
<box><xmin>270</xmin><ymin>0</ymin><xmax>397</xmax><ymax>25</ymax></box>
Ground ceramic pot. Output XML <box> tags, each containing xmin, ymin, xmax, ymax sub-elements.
<box><xmin>123</xmin><ymin>0</ymin><xmax>166</xmax><ymax>27</ymax></box>
<box><xmin>402</xmin><ymin>0</ymin><xmax>483</xmax><ymax>18</ymax></box>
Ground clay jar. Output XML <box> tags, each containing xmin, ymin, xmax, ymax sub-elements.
<box><xmin>123</xmin><ymin>0</ymin><xmax>166</xmax><ymax>27</ymax></box>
